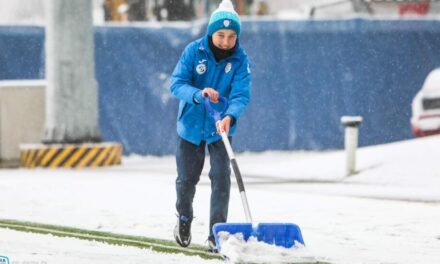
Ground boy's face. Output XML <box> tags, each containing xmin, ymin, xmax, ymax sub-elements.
<box><xmin>212</xmin><ymin>29</ymin><xmax>237</xmax><ymax>50</ymax></box>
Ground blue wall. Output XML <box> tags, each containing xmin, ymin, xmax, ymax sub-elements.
<box><xmin>0</xmin><ymin>26</ymin><xmax>44</xmax><ymax>80</ymax></box>
<box><xmin>1</xmin><ymin>19</ymin><xmax>440</xmax><ymax>155</ymax></box>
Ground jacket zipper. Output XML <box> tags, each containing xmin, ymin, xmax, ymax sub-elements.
<box><xmin>203</xmin><ymin>61</ymin><xmax>222</xmax><ymax>140</ymax></box>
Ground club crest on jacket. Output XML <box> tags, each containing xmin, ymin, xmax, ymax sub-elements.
<box><xmin>196</xmin><ymin>63</ymin><xmax>206</xmax><ymax>75</ymax></box>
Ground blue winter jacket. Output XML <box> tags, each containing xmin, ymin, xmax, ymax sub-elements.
<box><xmin>170</xmin><ymin>35</ymin><xmax>251</xmax><ymax>145</ymax></box>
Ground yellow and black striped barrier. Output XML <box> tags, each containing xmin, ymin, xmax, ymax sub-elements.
<box><xmin>19</xmin><ymin>142</ymin><xmax>122</xmax><ymax>169</ymax></box>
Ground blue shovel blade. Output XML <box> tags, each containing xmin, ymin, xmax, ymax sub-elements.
<box><xmin>213</xmin><ymin>223</ymin><xmax>305</xmax><ymax>252</ymax></box>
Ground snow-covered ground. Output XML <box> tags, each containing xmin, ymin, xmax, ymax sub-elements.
<box><xmin>1</xmin><ymin>135</ymin><xmax>440</xmax><ymax>263</ymax></box>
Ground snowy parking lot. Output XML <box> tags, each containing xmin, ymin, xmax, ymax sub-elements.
<box><xmin>1</xmin><ymin>135</ymin><xmax>440</xmax><ymax>263</ymax></box>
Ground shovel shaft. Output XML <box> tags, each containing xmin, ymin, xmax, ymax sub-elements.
<box><xmin>219</xmin><ymin>131</ymin><xmax>253</xmax><ymax>223</ymax></box>
<box><xmin>203</xmin><ymin>96</ymin><xmax>253</xmax><ymax>223</ymax></box>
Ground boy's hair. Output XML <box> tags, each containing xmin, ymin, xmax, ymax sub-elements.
<box><xmin>207</xmin><ymin>0</ymin><xmax>241</xmax><ymax>37</ymax></box>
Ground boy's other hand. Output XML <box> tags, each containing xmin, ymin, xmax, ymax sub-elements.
<box><xmin>202</xmin><ymin>88</ymin><xmax>219</xmax><ymax>103</ymax></box>
<box><xmin>216</xmin><ymin>115</ymin><xmax>232</xmax><ymax>135</ymax></box>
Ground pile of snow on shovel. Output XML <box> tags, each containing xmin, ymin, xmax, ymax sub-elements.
<box><xmin>217</xmin><ymin>231</ymin><xmax>317</xmax><ymax>263</ymax></box>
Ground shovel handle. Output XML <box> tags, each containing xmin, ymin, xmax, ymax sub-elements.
<box><xmin>219</xmin><ymin>131</ymin><xmax>253</xmax><ymax>223</ymax></box>
<box><xmin>203</xmin><ymin>94</ymin><xmax>253</xmax><ymax>223</ymax></box>
<box><xmin>203</xmin><ymin>94</ymin><xmax>228</xmax><ymax>122</ymax></box>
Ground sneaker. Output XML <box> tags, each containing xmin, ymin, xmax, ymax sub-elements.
<box><xmin>174</xmin><ymin>215</ymin><xmax>192</xmax><ymax>247</ymax></box>
<box><xmin>207</xmin><ymin>235</ymin><xmax>218</xmax><ymax>253</ymax></box>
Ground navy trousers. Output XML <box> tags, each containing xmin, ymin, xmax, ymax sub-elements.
<box><xmin>175</xmin><ymin>136</ymin><xmax>231</xmax><ymax>236</ymax></box>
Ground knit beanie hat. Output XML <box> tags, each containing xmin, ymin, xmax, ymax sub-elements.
<box><xmin>207</xmin><ymin>0</ymin><xmax>241</xmax><ymax>37</ymax></box>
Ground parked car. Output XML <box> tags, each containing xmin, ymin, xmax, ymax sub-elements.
<box><xmin>411</xmin><ymin>68</ymin><xmax>440</xmax><ymax>137</ymax></box>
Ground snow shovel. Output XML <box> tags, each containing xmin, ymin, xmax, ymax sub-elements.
<box><xmin>203</xmin><ymin>95</ymin><xmax>305</xmax><ymax>253</ymax></box>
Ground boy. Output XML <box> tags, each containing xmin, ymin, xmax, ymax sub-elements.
<box><xmin>170</xmin><ymin>0</ymin><xmax>251</xmax><ymax>251</ymax></box>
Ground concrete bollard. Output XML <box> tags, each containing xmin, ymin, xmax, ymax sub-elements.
<box><xmin>341</xmin><ymin>116</ymin><xmax>363</xmax><ymax>176</ymax></box>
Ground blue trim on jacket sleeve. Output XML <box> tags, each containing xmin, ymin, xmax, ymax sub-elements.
<box><xmin>193</xmin><ymin>90</ymin><xmax>203</xmax><ymax>104</ymax></box>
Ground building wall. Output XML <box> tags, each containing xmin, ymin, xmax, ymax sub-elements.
<box><xmin>0</xmin><ymin>81</ymin><xmax>45</xmax><ymax>161</ymax></box>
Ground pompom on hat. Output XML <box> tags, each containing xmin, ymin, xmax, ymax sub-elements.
<box><xmin>207</xmin><ymin>0</ymin><xmax>241</xmax><ymax>37</ymax></box>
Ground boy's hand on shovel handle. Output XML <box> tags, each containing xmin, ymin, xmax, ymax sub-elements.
<box><xmin>202</xmin><ymin>88</ymin><xmax>219</xmax><ymax>103</ymax></box>
<box><xmin>216</xmin><ymin>116</ymin><xmax>232</xmax><ymax>135</ymax></box>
